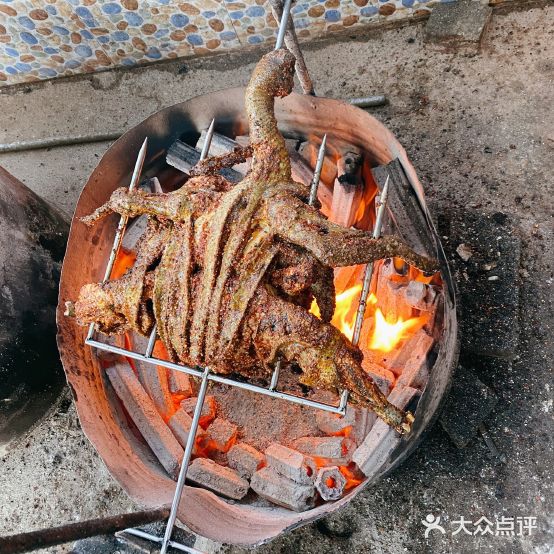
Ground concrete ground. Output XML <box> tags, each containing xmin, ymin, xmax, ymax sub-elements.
<box><xmin>1</xmin><ymin>4</ymin><xmax>552</xmax><ymax>554</ymax></box>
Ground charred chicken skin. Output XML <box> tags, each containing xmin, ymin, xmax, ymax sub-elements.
<box><xmin>73</xmin><ymin>49</ymin><xmax>438</xmax><ymax>434</ymax></box>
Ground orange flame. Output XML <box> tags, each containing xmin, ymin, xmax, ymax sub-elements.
<box><xmin>110</xmin><ymin>248</ymin><xmax>136</xmax><ymax>280</ymax></box>
<box><xmin>368</xmin><ymin>308</ymin><xmax>426</xmax><ymax>353</ymax></box>
<box><xmin>309</xmin><ymin>298</ymin><xmax>321</xmax><ymax>319</ymax></box>
<box><xmin>331</xmin><ymin>284</ymin><xmax>362</xmax><ymax>341</ymax></box>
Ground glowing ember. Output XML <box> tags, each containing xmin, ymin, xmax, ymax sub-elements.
<box><xmin>339</xmin><ymin>464</ymin><xmax>363</xmax><ymax>490</ymax></box>
<box><xmin>368</xmin><ymin>308</ymin><xmax>425</xmax><ymax>353</ymax></box>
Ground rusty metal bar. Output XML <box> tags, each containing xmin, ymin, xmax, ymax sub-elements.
<box><xmin>0</xmin><ymin>507</ymin><xmax>170</xmax><ymax>554</ymax></box>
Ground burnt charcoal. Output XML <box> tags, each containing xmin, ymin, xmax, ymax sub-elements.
<box><xmin>352</xmin><ymin>386</ymin><xmax>420</xmax><ymax>477</ymax></box>
<box><xmin>187</xmin><ymin>458</ymin><xmax>249</xmax><ymax>500</ymax></box>
<box><xmin>251</xmin><ymin>467</ymin><xmax>316</xmax><ymax>512</ymax></box>
<box><xmin>439</xmin><ymin>365</ymin><xmax>498</xmax><ymax>448</ymax></box>
<box><xmin>166</xmin><ymin>139</ymin><xmax>241</xmax><ymax>182</ymax></box>
<box><xmin>168</xmin><ymin>406</ymin><xmax>206</xmax><ymax>452</ymax></box>
<box><xmin>204</xmin><ymin>417</ymin><xmax>238</xmax><ymax>452</ymax></box>
<box><xmin>228</xmin><ymin>442</ymin><xmax>264</xmax><ymax>479</ymax></box>
<box><xmin>437</xmin><ymin>208</ymin><xmax>520</xmax><ymax>359</ymax></box>
<box><xmin>292</xmin><ymin>436</ymin><xmax>355</xmax><ymax>465</ymax></box>
<box><xmin>265</xmin><ymin>443</ymin><xmax>316</xmax><ymax>485</ymax></box>
<box><xmin>106</xmin><ymin>363</ymin><xmax>183</xmax><ymax>480</ymax></box>
<box><xmin>315</xmin><ymin>466</ymin><xmax>347</xmax><ymax>501</ymax></box>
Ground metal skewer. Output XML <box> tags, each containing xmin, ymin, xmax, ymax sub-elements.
<box><xmin>86</xmin><ymin>137</ymin><xmax>148</xmax><ymax>341</ymax></box>
<box><xmin>307</xmin><ymin>134</ymin><xmax>350</xmax><ymax>409</ymax></box>
<box><xmin>82</xmin><ymin>6</ymin><xmax>355</xmax><ymax>551</ymax></box>
<box><xmin>308</xmin><ymin>134</ymin><xmax>327</xmax><ymax>206</ymax></box>
<box><xmin>351</xmin><ymin>175</ymin><xmax>390</xmax><ymax>347</ymax></box>
<box><xmin>269</xmin><ymin>0</ymin><xmax>298</xmax><ymax>391</ymax></box>
<box><xmin>160</xmin><ymin>367</ymin><xmax>211</xmax><ymax>554</ymax></box>
<box><xmin>199</xmin><ymin>118</ymin><xmax>215</xmax><ymax>160</ymax></box>
<box><xmin>274</xmin><ymin>0</ymin><xmax>293</xmax><ymax>50</ymax></box>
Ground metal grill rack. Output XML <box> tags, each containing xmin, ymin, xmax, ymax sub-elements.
<box><xmin>83</xmin><ymin>2</ymin><xmax>391</xmax><ymax>552</ymax></box>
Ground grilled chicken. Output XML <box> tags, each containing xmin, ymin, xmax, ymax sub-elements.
<box><xmin>72</xmin><ymin>48</ymin><xmax>438</xmax><ymax>434</ymax></box>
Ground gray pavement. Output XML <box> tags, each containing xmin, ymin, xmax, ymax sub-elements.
<box><xmin>0</xmin><ymin>5</ymin><xmax>552</xmax><ymax>553</ymax></box>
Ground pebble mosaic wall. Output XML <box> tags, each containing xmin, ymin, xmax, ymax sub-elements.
<box><xmin>0</xmin><ymin>0</ymin><xmax>449</xmax><ymax>86</ymax></box>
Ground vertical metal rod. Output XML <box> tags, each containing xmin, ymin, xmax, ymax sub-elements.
<box><xmin>339</xmin><ymin>390</ymin><xmax>349</xmax><ymax>412</ymax></box>
<box><xmin>274</xmin><ymin>0</ymin><xmax>293</xmax><ymax>50</ymax></box>
<box><xmin>199</xmin><ymin>119</ymin><xmax>215</xmax><ymax>161</ymax></box>
<box><xmin>144</xmin><ymin>123</ymin><xmax>215</xmax><ymax>354</ymax></box>
<box><xmin>269</xmin><ymin>360</ymin><xmax>281</xmax><ymax>391</ymax></box>
<box><xmin>308</xmin><ymin>134</ymin><xmax>327</xmax><ymax>206</ymax></box>
<box><xmin>144</xmin><ymin>328</ymin><xmax>157</xmax><ymax>358</ymax></box>
<box><xmin>269</xmin><ymin>0</ymin><xmax>315</xmax><ymax>95</ymax></box>
<box><xmin>351</xmin><ymin>175</ymin><xmax>390</xmax><ymax>347</ymax></box>
<box><xmin>86</xmin><ymin>137</ymin><xmax>148</xmax><ymax>341</ymax></box>
<box><xmin>160</xmin><ymin>367</ymin><xmax>211</xmax><ymax>554</ymax></box>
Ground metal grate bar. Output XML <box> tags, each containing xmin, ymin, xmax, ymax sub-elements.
<box><xmin>86</xmin><ymin>338</ymin><xmax>346</xmax><ymax>415</ymax></box>
<box><xmin>120</xmin><ymin>528</ymin><xmax>205</xmax><ymax>554</ymax></box>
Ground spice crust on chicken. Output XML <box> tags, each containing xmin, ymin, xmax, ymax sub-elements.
<box><xmin>71</xmin><ymin>48</ymin><xmax>438</xmax><ymax>434</ymax></box>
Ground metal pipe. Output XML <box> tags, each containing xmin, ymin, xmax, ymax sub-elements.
<box><xmin>0</xmin><ymin>97</ymin><xmax>386</xmax><ymax>157</ymax></box>
<box><xmin>274</xmin><ymin>0</ymin><xmax>293</xmax><ymax>50</ymax></box>
<box><xmin>308</xmin><ymin>134</ymin><xmax>327</xmax><ymax>206</ymax></box>
<box><xmin>0</xmin><ymin>507</ymin><xmax>170</xmax><ymax>554</ymax></box>
<box><xmin>351</xmin><ymin>175</ymin><xmax>390</xmax><ymax>347</ymax></box>
<box><xmin>160</xmin><ymin>366</ymin><xmax>211</xmax><ymax>554</ymax></box>
<box><xmin>348</xmin><ymin>95</ymin><xmax>387</xmax><ymax>108</ymax></box>
<box><xmin>0</xmin><ymin>132</ymin><xmax>121</xmax><ymax>154</ymax></box>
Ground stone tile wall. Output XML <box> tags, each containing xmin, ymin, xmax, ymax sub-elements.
<box><xmin>0</xmin><ymin>0</ymin><xmax>448</xmax><ymax>86</ymax></box>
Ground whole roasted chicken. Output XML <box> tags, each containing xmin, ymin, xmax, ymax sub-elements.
<box><xmin>73</xmin><ymin>49</ymin><xmax>438</xmax><ymax>434</ymax></box>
